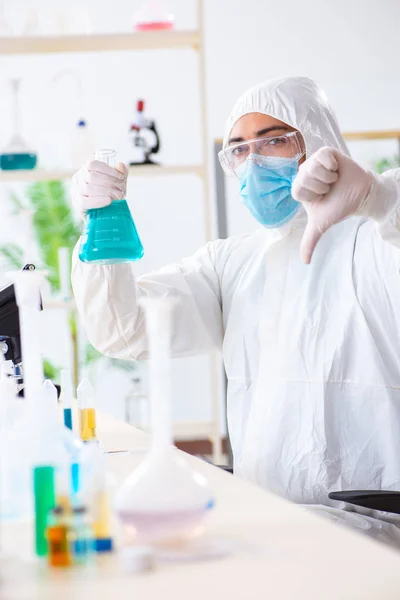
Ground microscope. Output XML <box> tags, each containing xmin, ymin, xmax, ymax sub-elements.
<box><xmin>129</xmin><ymin>99</ymin><xmax>160</xmax><ymax>166</ymax></box>
<box><xmin>0</xmin><ymin>264</ymin><xmax>42</xmax><ymax>396</ymax></box>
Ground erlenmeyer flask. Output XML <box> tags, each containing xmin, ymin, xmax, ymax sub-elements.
<box><xmin>78</xmin><ymin>149</ymin><xmax>144</xmax><ymax>265</ymax></box>
<box><xmin>115</xmin><ymin>298</ymin><xmax>214</xmax><ymax>545</ymax></box>
<box><xmin>0</xmin><ymin>80</ymin><xmax>37</xmax><ymax>171</ymax></box>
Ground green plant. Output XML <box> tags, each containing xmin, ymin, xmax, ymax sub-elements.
<box><xmin>0</xmin><ymin>181</ymin><xmax>80</xmax><ymax>380</ymax></box>
<box><xmin>27</xmin><ymin>181</ymin><xmax>80</xmax><ymax>290</ymax></box>
<box><xmin>84</xmin><ymin>342</ymin><xmax>138</xmax><ymax>373</ymax></box>
<box><xmin>1</xmin><ymin>181</ymin><xmax>136</xmax><ymax>381</ymax></box>
<box><xmin>1</xmin><ymin>182</ymin><xmax>80</xmax><ymax>288</ymax></box>
<box><xmin>43</xmin><ymin>358</ymin><xmax>60</xmax><ymax>381</ymax></box>
<box><xmin>0</xmin><ymin>243</ymin><xmax>23</xmax><ymax>270</ymax></box>
<box><xmin>373</xmin><ymin>155</ymin><xmax>400</xmax><ymax>174</ymax></box>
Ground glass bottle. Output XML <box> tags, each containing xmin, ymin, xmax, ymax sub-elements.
<box><xmin>46</xmin><ymin>506</ymin><xmax>72</xmax><ymax>567</ymax></box>
<box><xmin>0</xmin><ymin>80</ymin><xmax>37</xmax><ymax>171</ymax></box>
<box><xmin>69</xmin><ymin>506</ymin><xmax>94</xmax><ymax>565</ymax></box>
<box><xmin>78</xmin><ymin>149</ymin><xmax>144</xmax><ymax>265</ymax></box>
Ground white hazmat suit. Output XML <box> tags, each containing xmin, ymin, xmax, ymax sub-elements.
<box><xmin>72</xmin><ymin>77</ymin><xmax>400</xmax><ymax>546</ymax></box>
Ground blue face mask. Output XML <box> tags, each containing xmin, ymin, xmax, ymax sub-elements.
<box><xmin>237</xmin><ymin>154</ymin><xmax>300</xmax><ymax>228</ymax></box>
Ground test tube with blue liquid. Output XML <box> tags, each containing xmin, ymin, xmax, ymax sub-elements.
<box><xmin>78</xmin><ymin>149</ymin><xmax>144</xmax><ymax>264</ymax></box>
<box><xmin>61</xmin><ymin>369</ymin><xmax>73</xmax><ymax>431</ymax></box>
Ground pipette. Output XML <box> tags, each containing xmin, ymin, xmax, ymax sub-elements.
<box><xmin>42</xmin><ymin>379</ymin><xmax>58</xmax><ymax>414</ymax></box>
<box><xmin>115</xmin><ymin>297</ymin><xmax>214</xmax><ymax>545</ymax></box>
<box><xmin>77</xmin><ymin>378</ymin><xmax>97</xmax><ymax>442</ymax></box>
<box><xmin>60</xmin><ymin>369</ymin><xmax>73</xmax><ymax>430</ymax></box>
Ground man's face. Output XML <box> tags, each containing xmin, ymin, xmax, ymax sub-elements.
<box><xmin>228</xmin><ymin>112</ymin><xmax>306</xmax><ymax>166</ymax></box>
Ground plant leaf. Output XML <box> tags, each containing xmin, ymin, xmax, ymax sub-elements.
<box><xmin>0</xmin><ymin>244</ymin><xmax>24</xmax><ymax>269</ymax></box>
<box><xmin>26</xmin><ymin>181</ymin><xmax>81</xmax><ymax>291</ymax></box>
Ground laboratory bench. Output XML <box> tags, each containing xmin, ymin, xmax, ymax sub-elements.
<box><xmin>3</xmin><ymin>412</ymin><xmax>400</xmax><ymax>599</ymax></box>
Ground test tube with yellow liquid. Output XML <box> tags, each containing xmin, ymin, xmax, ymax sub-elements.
<box><xmin>77</xmin><ymin>379</ymin><xmax>97</xmax><ymax>442</ymax></box>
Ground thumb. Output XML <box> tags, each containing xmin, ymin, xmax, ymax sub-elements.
<box><xmin>301</xmin><ymin>220</ymin><xmax>323</xmax><ymax>264</ymax></box>
<box><xmin>115</xmin><ymin>161</ymin><xmax>128</xmax><ymax>177</ymax></box>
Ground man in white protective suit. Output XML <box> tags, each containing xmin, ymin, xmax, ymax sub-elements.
<box><xmin>72</xmin><ymin>77</ymin><xmax>400</xmax><ymax>547</ymax></box>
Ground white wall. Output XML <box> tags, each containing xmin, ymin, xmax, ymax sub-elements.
<box><xmin>1</xmin><ymin>0</ymin><xmax>399</xmax><ymax>425</ymax></box>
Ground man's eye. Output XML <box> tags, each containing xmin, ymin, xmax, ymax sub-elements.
<box><xmin>267</xmin><ymin>137</ymin><xmax>287</xmax><ymax>146</ymax></box>
<box><xmin>231</xmin><ymin>146</ymin><xmax>246</xmax><ymax>156</ymax></box>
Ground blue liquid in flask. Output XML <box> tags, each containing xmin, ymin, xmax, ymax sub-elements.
<box><xmin>0</xmin><ymin>152</ymin><xmax>37</xmax><ymax>170</ymax></box>
<box><xmin>79</xmin><ymin>150</ymin><xmax>144</xmax><ymax>265</ymax></box>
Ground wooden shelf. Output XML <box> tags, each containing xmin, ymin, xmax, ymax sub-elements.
<box><xmin>43</xmin><ymin>298</ymin><xmax>76</xmax><ymax>311</ymax></box>
<box><xmin>0</xmin><ymin>164</ymin><xmax>204</xmax><ymax>182</ymax></box>
<box><xmin>343</xmin><ymin>130</ymin><xmax>400</xmax><ymax>141</ymax></box>
<box><xmin>0</xmin><ymin>31</ymin><xmax>200</xmax><ymax>55</ymax></box>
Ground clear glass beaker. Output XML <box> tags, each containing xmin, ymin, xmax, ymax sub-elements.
<box><xmin>0</xmin><ymin>79</ymin><xmax>37</xmax><ymax>171</ymax></box>
<box><xmin>78</xmin><ymin>149</ymin><xmax>144</xmax><ymax>265</ymax></box>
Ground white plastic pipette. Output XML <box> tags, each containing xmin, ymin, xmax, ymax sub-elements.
<box><xmin>140</xmin><ymin>298</ymin><xmax>174</xmax><ymax>454</ymax></box>
<box><xmin>77</xmin><ymin>378</ymin><xmax>95</xmax><ymax>409</ymax></box>
<box><xmin>41</xmin><ymin>379</ymin><xmax>59</xmax><ymax>423</ymax></box>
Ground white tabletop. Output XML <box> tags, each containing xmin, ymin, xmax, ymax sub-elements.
<box><xmin>2</xmin><ymin>412</ymin><xmax>400</xmax><ymax>599</ymax></box>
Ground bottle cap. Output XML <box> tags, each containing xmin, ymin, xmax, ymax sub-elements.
<box><xmin>51</xmin><ymin>505</ymin><xmax>64</xmax><ymax>516</ymax></box>
<box><xmin>94</xmin><ymin>537</ymin><xmax>113</xmax><ymax>553</ymax></box>
<box><xmin>72</xmin><ymin>506</ymin><xmax>87</xmax><ymax>515</ymax></box>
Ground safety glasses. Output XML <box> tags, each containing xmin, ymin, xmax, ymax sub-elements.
<box><xmin>218</xmin><ymin>131</ymin><xmax>305</xmax><ymax>177</ymax></box>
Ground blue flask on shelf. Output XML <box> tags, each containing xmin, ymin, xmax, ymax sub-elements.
<box><xmin>79</xmin><ymin>149</ymin><xmax>144</xmax><ymax>265</ymax></box>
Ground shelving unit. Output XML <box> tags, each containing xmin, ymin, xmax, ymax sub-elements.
<box><xmin>0</xmin><ymin>164</ymin><xmax>205</xmax><ymax>182</ymax></box>
<box><xmin>0</xmin><ymin>1</ymin><xmax>223</xmax><ymax>463</ymax></box>
<box><xmin>0</xmin><ymin>30</ymin><xmax>200</xmax><ymax>55</ymax></box>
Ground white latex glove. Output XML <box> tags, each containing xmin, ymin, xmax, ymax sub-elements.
<box><xmin>72</xmin><ymin>160</ymin><xmax>128</xmax><ymax>220</ymax></box>
<box><xmin>292</xmin><ymin>147</ymin><xmax>375</xmax><ymax>264</ymax></box>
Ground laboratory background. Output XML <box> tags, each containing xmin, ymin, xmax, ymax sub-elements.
<box><xmin>1</xmin><ymin>0</ymin><xmax>399</xmax><ymax>453</ymax></box>
<box><xmin>2</xmin><ymin>0</ymin><xmax>400</xmax><ymax>596</ymax></box>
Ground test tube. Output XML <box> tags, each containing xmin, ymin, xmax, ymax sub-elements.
<box><xmin>60</xmin><ymin>369</ymin><xmax>73</xmax><ymax>431</ymax></box>
<box><xmin>91</xmin><ymin>448</ymin><xmax>113</xmax><ymax>553</ymax></box>
<box><xmin>93</xmin><ymin>488</ymin><xmax>113</xmax><ymax>552</ymax></box>
<box><xmin>34</xmin><ymin>465</ymin><xmax>55</xmax><ymax>556</ymax></box>
<box><xmin>77</xmin><ymin>378</ymin><xmax>97</xmax><ymax>442</ymax></box>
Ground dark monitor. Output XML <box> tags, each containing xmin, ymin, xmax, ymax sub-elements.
<box><xmin>0</xmin><ymin>283</ymin><xmax>21</xmax><ymax>364</ymax></box>
<box><xmin>0</xmin><ymin>264</ymin><xmax>40</xmax><ymax>365</ymax></box>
